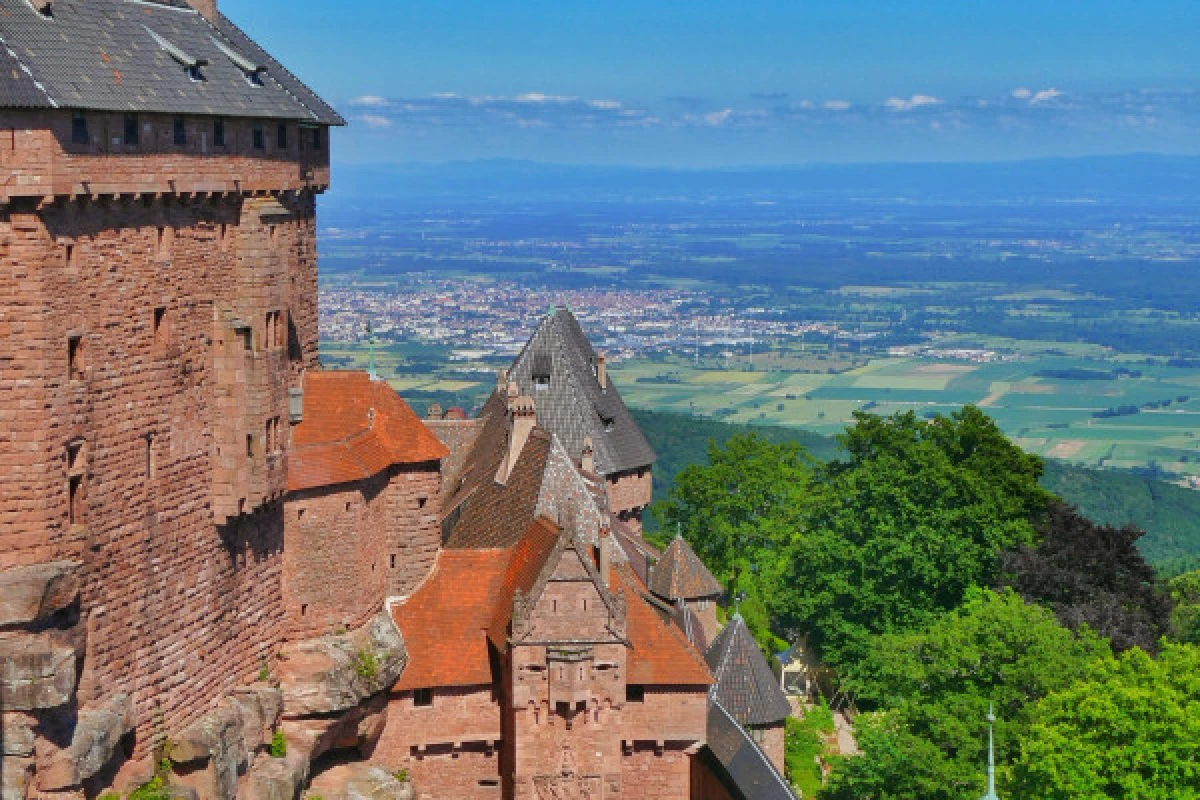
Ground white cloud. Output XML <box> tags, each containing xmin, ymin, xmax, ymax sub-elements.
<box><xmin>359</xmin><ymin>114</ymin><xmax>393</xmax><ymax>129</ymax></box>
<box><xmin>514</xmin><ymin>92</ymin><xmax>577</xmax><ymax>104</ymax></box>
<box><xmin>589</xmin><ymin>99</ymin><xmax>623</xmax><ymax>110</ymax></box>
<box><xmin>885</xmin><ymin>94</ymin><xmax>942</xmax><ymax>111</ymax></box>
<box><xmin>1031</xmin><ymin>88</ymin><xmax>1064</xmax><ymax>104</ymax></box>
<box><xmin>1011</xmin><ymin>88</ymin><xmax>1033</xmax><ymax>100</ymax></box>
<box><xmin>823</xmin><ymin>100</ymin><xmax>852</xmax><ymax>111</ymax></box>
<box><xmin>350</xmin><ymin>95</ymin><xmax>389</xmax><ymax>107</ymax></box>
<box><xmin>703</xmin><ymin>108</ymin><xmax>734</xmax><ymax>126</ymax></box>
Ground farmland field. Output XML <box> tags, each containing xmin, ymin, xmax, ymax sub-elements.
<box><xmin>610</xmin><ymin>354</ymin><xmax>1200</xmax><ymax>481</ymax></box>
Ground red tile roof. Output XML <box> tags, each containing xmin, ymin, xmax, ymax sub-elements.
<box><xmin>289</xmin><ymin>371</ymin><xmax>448</xmax><ymax>492</ymax></box>
<box><xmin>616</xmin><ymin>566</ymin><xmax>714</xmax><ymax>687</ymax></box>
<box><xmin>392</xmin><ymin>518</ymin><xmax>560</xmax><ymax>691</ymax></box>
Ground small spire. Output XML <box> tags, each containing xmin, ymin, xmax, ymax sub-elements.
<box><xmin>366</xmin><ymin>319</ymin><xmax>377</xmax><ymax>381</ymax></box>
<box><xmin>981</xmin><ymin>704</ymin><xmax>999</xmax><ymax>800</ymax></box>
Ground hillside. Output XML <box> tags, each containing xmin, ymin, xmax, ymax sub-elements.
<box><xmin>633</xmin><ymin>409</ymin><xmax>1200</xmax><ymax>570</ymax></box>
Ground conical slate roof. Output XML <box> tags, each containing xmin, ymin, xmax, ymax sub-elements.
<box><xmin>649</xmin><ymin>535</ymin><xmax>724</xmax><ymax>601</ymax></box>
<box><xmin>706</xmin><ymin>615</ymin><xmax>792</xmax><ymax>727</ymax></box>
<box><xmin>508</xmin><ymin>307</ymin><xmax>655</xmax><ymax>476</ymax></box>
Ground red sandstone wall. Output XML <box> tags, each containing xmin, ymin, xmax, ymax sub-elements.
<box><xmin>620</xmin><ymin>687</ymin><xmax>709</xmax><ymax>743</ymax></box>
<box><xmin>283</xmin><ymin>474</ymin><xmax>389</xmax><ymax>639</ymax></box>
<box><xmin>282</xmin><ymin>462</ymin><xmax>441</xmax><ymax>636</ymax></box>
<box><xmin>373</xmin><ymin>686</ymin><xmax>503</xmax><ymax>800</ymax></box>
<box><xmin>757</xmin><ymin>720</ymin><xmax>787</xmax><ymax>777</ymax></box>
<box><xmin>0</xmin><ymin>111</ymin><xmax>330</xmax><ymax>201</ymax></box>
<box><xmin>606</xmin><ymin>468</ymin><xmax>653</xmax><ymax>529</ymax></box>
<box><xmin>688</xmin><ymin>600</ymin><xmax>721</xmax><ymax>649</ymax></box>
<box><xmin>622</xmin><ymin>746</ymin><xmax>692</xmax><ymax>800</ymax></box>
<box><xmin>385</xmin><ymin>465</ymin><xmax>442</xmax><ymax>597</ymax></box>
<box><xmin>0</xmin><ymin>175</ymin><xmax>319</xmax><ymax>754</ymax></box>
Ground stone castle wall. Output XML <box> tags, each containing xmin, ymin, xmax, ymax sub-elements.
<box><xmin>0</xmin><ymin>111</ymin><xmax>330</xmax><ymax>203</ymax></box>
<box><xmin>372</xmin><ymin>686</ymin><xmax>503</xmax><ymax>800</ymax></box>
<box><xmin>605</xmin><ymin>468</ymin><xmax>653</xmax><ymax>531</ymax></box>
<box><xmin>0</xmin><ymin>116</ymin><xmax>324</xmax><ymax>764</ymax></box>
<box><xmin>384</xmin><ymin>465</ymin><xmax>442</xmax><ymax>597</ymax></box>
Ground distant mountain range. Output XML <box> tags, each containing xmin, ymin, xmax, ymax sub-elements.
<box><xmin>326</xmin><ymin>154</ymin><xmax>1200</xmax><ymax>204</ymax></box>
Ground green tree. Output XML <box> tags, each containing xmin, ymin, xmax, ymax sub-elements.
<box><xmin>1012</xmin><ymin>643</ymin><xmax>1200</xmax><ymax>799</ymax></box>
<box><xmin>782</xmin><ymin>408</ymin><xmax>1054</xmax><ymax>667</ymax></box>
<box><xmin>655</xmin><ymin>433</ymin><xmax>814</xmax><ymax>598</ymax></box>
<box><xmin>822</xmin><ymin>589</ymin><xmax>1110</xmax><ymax>800</ymax></box>
<box><xmin>1168</xmin><ymin>570</ymin><xmax>1200</xmax><ymax>644</ymax></box>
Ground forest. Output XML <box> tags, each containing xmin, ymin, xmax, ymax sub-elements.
<box><xmin>642</xmin><ymin>406</ymin><xmax>1200</xmax><ymax>798</ymax></box>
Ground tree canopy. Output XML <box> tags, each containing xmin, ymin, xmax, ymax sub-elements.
<box><xmin>822</xmin><ymin>589</ymin><xmax>1110</xmax><ymax>800</ymax></box>
<box><xmin>1012</xmin><ymin>643</ymin><xmax>1200</xmax><ymax>799</ymax></box>
<box><xmin>999</xmin><ymin>502</ymin><xmax>1172</xmax><ymax>653</ymax></box>
<box><xmin>781</xmin><ymin>407</ymin><xmax>1054</xmax><ymax>666</ymax></box>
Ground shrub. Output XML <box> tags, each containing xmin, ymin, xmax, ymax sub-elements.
<box><xmin>393</xmin><ymin>768</ymin><xmax>410</xmax><ymax>783</ymax></box>
<box><xmin>128</xmin><ymin>776</ymin><xmax>170</xmax><ymax>800</ymax></box>
<box><xmin>269</xmin><ymin>731</ymin><xmax>287</xmax><ymax>759</ymax></box>
<box><xmin>354</xmin><ymin>648</ymin><xmax>379</xmax><ymax>681</ymax></box>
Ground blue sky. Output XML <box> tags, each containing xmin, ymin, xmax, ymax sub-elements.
<box><xmin>226</xmin><ymin>0</ymin><xmax>1200</xmax><ymax>166</ymax></box>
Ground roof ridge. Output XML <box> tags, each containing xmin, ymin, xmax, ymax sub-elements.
<box><xmin>206</xmin><ymin>11</ymin><xmax>321</xmax><ymax>122</ymax></box>
<box><xmin>0</xmin><ymin>35</ymin><xmax>57</xmax><ymax>108</ymax></box>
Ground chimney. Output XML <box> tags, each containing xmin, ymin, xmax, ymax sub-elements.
<box><xmin>31</xmin><ymin>0</ymin><xmax>52</xmax><ymax>15</ymax></box>
<box><xmin>598</xmin><ymin>528</ymin><xmax>612</xmax><ymax>588</ymax></box>
<box><xmin>595</xmin><ymin>353</ymin><xmax>607</xmax><ymax>390</ymax></box>
<box><xmin>495</xmin><ymin>383</ymin><xmax>537</xmax><ymax>485</ymax></box>
<box><xmin>189</xmin><ymin>0</ymin><xmax>218</xmax><ymax>21</ymax></box>
<box><xmin>496</xmin><ymin>368</ymin><xmax>509</xmax><ymax>395</ymax></box>
<box><xmin>581</xmin><ymin>437</ymin><xmax>595</xmax><ymax>474</ymax></box>
<box><xmin>426</xmin><ymin>403</ymin><xmax>444</xmax><ymax>420</ymax></box>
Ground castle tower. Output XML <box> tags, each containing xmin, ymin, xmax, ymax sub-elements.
<box><xmin>0</xmin><ymin>0</ymin><xmax>343</xmax><ymax>788</ymax></box>
<box><xmin>506</xmin><ymin>307</ymin><xmax>656</xmax><ymax>532</ymax></box>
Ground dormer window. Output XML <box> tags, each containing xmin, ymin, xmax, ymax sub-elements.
<box><xmin>146</xmin><ymin>27</ymin><xmax>207</xmax><ymax>82</ymax></box>
<box><xmin>211</xmin><ymin>36</ymin><xmax>268</xmax><ymax>87</ymax></box>
<box><xmin>534</xmin><ymin>375</ymin><xmax>550</xmax><ymax>391</ymax></box>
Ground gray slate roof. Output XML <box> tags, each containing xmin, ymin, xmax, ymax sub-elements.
<box><xmin>706</xmin><ymin>615</ymin><xmax>793</xmax><ymax>727</ymax></box>
<box><xmin>508</xmin><ymin>307</ymin><xmax>655</xmax><ymax>476</ymax></box>
<box><xmin>0</xmin><ymin>0</ymin><xmax>342</xmax><ymax>123</ymax></box>
<box><xmin>705</xmin><ymin>697</ymin><xmax>798</xmax><ymax>800</ymax></box>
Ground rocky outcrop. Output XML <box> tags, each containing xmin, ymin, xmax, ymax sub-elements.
<box><xmin>0</xmin><ymin>562</ymin><xmax>81</xmax><ymax>628</ymax></box>
<box><xmin>243</xmin><ymin>749</ymin><xmax>309</xmax><ymax>800</ymax></box>
<box><xmin>35</xmin><ymin>694</ymin><xmax>136</xmax><ymax>791</ymax></box>
<box><xmin>276</xmin><ymin>612</ymin><xmax>406</xmax><ymax>717</ymax></box>
<box><xmin>0</xmin><ymin>635</ymin><xmax>76</xmax><ymax>712</ymax></box>
<box><xmin>170</xmin><ymin>686</ymin><xmax>282</xmax><ymax>800</ymax></box>
<box><xmin>307</xmin><ymin>764</ymin><xmax>415</xmax><ymax>800</ymax></box>
<box><xmin>342</xmin><ymin>765</ymin><xmax>415</xmax><ymax>800</ymax></box>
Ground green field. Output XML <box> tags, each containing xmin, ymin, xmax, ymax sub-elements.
<box><xmin>612</xmin><ymin>355</ymin><xmax>1200</xmax><ymax>482</ymax></box>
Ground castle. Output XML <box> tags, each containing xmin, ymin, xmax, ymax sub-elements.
<box><xmin>0</xmin><ymin>2</ymin><xmax>794</xmax><ymax>798</ymax></box>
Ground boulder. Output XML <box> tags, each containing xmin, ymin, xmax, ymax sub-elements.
<box><xmin>277</xmin><ymin>613</ymin><xmax>406</xmax><ymax>717</ymax></box>
<box><xmin>0</xmin><ymin>757</ymin><xmax>34</xmax><ymax>800</ymax></box>
<box><xmin>243</xmin><ymin>748</ymin><xmax>309</xmax><ymax>800</ymax></box>
<box><xmin>35</xmin><ymin>694</ymin><xmax>135</xmax><ymax>791</ymax></box>
<box><xmin>171</xmin><ymin>702</ymin><xmax>246</xmax><ymax>800</ymax></box>
<box><xmin>0</xmin><ymin>562</ymin><xmax>81</xmax><ymax>628</ymax></box>
<box><xmin>342</xmin><ymin>766</ymin><xmax>415</xmax><ymax>800</ymax></box>
<box><xmin>0</xmin><ymin>635</ymin><xmax>76</xmax><ymax>711</ymax></box>
<box><xmin>229</xmin><ymin>686</ymin><xmax>283</xmax><ymax>750</ymax></box>
<box><xmin>1</xmin><ymin>712</ymin><xmax>38</xmax><ymax>757</ymax></box>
